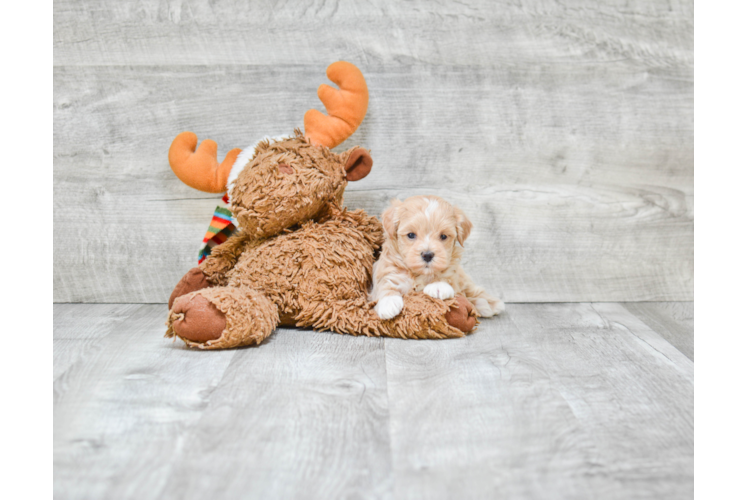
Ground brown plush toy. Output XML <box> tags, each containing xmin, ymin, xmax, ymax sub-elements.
<box><xmin>165</xmin><ymin>62</ymin><xmax>477</xmax><ymax>349</ymax></box>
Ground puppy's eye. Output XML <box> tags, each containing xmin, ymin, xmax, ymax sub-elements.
<box><xmin>440</xmin><ymin>234</ymin><xmax>448</xmax><ymax>241</ymax></box>
<box><xmin>407</xmin><ymin>232</ymin><xmax>416</xmax><ymax>240</ymax></box>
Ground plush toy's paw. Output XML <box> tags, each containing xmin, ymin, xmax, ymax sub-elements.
<box><xmin>170</xmin><ymin>294</ymin><xmax>226</xmax><ymax>343</ymax></box>
<box><xmin>445</xmin><ymin>296</ymin><xmax>478</xmax><ymax>333</ymax></box>
<box><xmin>168</xmin><ymin>267</ymin><xmax>213</xmax><ymax>310</ymax></box>
<box><xmin>375</xmin><ymin>295</ymin><xmax>404</xmax><ymax>320</ymax></box>
<box><xmin>473</xmin><ymin>297</ymin><xmax>505</xmax><ymax>317</ymax></box>
<box><xmin>424</xmin><ymin>281</ymin><xmax>455</xmax><ymax>300</ymax></box>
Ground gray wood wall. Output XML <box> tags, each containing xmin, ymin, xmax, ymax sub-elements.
<box><xmin>53</xmin><ymin>0</ymin><xmax>693</xmax><ymax>304</ymax></box>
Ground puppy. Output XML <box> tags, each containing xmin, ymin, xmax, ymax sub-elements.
<box><xmin>370</xmin><ymin>195</ymin><xmax>504</xmax><ymax>320</ymax></box>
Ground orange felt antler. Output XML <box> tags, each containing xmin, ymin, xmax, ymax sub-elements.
<box><xmin>168</xmin><ymin>132</ymin><xmax>242</xmax><ymax>193</ymax></box>
<box><xmin>304</xmin><ymin>61</ymin><xmax>369</xmax><ymax>149</ymax></box>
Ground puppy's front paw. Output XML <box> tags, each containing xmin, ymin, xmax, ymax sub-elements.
<box><xmin>375</xmin><ymin>295</ymin><xmax>404</xmax><ymax>320</ymax></box>
<box><xmin>424</xmin><ymin>281</ymin><xmax>455</xmax><ymax>300</ymax></box>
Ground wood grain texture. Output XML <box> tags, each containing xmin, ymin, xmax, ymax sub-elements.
<box><xmin>510</xmin><ymin>303</ymin><xmax>693</xmax><ymax>498</ymax></box>
<box><xmin>54</xmin><ymin>304</ymin><xmax>238</xmax><ymax>500</ymax></box>
<box><xmin>54</xmin><ymin>302</ymin><xmax>693</xmax><ymax>499</ymax></box>
<box><xmin>54</xmin><ymin>63</ymin><xmax>693</xmax><ymax>303</ymax></box>
<box><xmin>385</xmin><ymin>310</ymin><xmax>607</xmax><ymax>499</ymax></box>
<box><xmin>54</xmin><ymin>0</ymin><xmax>693</xmax><ymax>67</ymax></box>
<box><xmin>623</xmin><ymin>301</ymin><xmax>694</xmax><ymax>361</ymax></box>
<box><xmin>385</xmin><ymin>302</ymin><xmax>693</xmax><ymax>499</ymax></box>
<box><xmin>53</xmin><ymin>304</ymin><xmax>392</xmax><ymax>500</ymax></box>
<box><xmin>158</xmin><ymin>330</ymin><xmax>392</xmax><ymax>500</ymax></box>
<box><xmin>54</xmin><ymin>303</ymin><xmax>143</xmax><ymax>379</ymax></box>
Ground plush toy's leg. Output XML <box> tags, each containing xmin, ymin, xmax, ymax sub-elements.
<box><xmin>445</xmin><ymin>296</ymin><xmax>479</xmax><ymax>333</ymax></box>
<box><xmin>168</xmin><ymin>232</ymin><xmax>258</xmax><ymax>310</ymax></box>
<box><xmin>168</xmin><ymin>267</ymin><xmax>213</xmax><ymax>310</ymax></box>
<box><xmin>199</xmin><ymin>232</ymin><xmax>257</xmax><ymax>287</ymax></box>
<box><xmin>296</xmin><ymin>293</ymin><xmax>477</xmax><ymax>339</ymax></box>
<box><xmin>166</xmin><ymin>286</ymin><xmax>279</xmax><ymax>349</ymax></box>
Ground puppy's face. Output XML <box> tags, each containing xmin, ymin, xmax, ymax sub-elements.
<box><xmin>381</xmin><ymin>196</ymin><xmax>472</xmax><ymax>277</ymax></box>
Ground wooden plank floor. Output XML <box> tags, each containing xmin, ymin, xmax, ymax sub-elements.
<box><xmin>54</xmin><ymin>302</ymin><xmax>693</xmax><ymax>499</ymax></box>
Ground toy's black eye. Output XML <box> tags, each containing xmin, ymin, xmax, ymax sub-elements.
<box><xmin>407</xmin><ymin>232</ymin><xmax>416</xmax><ymax>240</ymax></box>
<box><xmin>440</xmin><ymin>234</ymin><xmax>448</xmax><ymax>241</ymax></box>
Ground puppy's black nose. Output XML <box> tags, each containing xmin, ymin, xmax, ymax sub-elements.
<box><xmin>421</xmin><ymin>251</ymin><xmax>434</xmax><ymax>263</ymax></box>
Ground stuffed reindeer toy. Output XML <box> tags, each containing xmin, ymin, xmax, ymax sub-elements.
<box><xmin>166</xmin><ymin>61</ymin><xmax>477</xmax><ymax>349</ymax></box>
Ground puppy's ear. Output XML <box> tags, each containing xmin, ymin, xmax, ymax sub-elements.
<box><xmin>381</xmin><ymin>199</ymin><xmax>402</xmax><ymax>240</ymax></box>
<box><xmin>454</xmin><ymin>206</ymin><xmax>473</xmax><ymax>246</ymax></box>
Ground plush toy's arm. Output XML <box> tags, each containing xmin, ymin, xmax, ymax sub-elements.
<box><xmin>199</xmin><ymin>232</ymin><xmax>258</xmax><ymax>286</ymax></box>
<box><xmin>294</xmin><ymin>292</ymin><xmax>477</xmax><ymax>340</ymax></box>
<box><xmin>374</xmin><ymin>293</ymin><xmax>478</xmax><ymax>338</ymax></box>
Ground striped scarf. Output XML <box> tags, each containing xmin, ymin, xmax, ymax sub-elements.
<box><xmin>197</xmin><ymin>194</ymin><xmax>238</xmax><ymax>264</ymax></box>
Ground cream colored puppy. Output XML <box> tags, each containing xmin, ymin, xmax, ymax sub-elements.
<box><xmin>370</xmin><ymin>195</ymin><xmax>504</xmax><ymax>320</ymax></box>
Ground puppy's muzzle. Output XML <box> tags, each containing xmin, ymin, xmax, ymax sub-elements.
<box><xmin>421</xmin><ymin>251</ymin><xmax>434</xmax><ymax>263</ymax></box>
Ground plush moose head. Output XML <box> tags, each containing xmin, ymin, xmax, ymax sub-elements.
<box><xmin>168</xmin><ymin>61</ymin><xmax>373</xmax><ymax>238</ymax></box>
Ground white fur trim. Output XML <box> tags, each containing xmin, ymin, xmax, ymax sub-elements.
<box><xmin>225</xmin><ymin>135</ymin><xmax>288</xmax><ymax>201</ymax></box>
